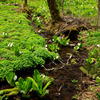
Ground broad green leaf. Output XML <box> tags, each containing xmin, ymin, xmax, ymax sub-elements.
<box><xmin>24</xmin><ymin>77</ymin><xmax>32</xmax><ymax>94</ymax></box>
<box><xmin>43</xmin><ymin>81</ymin><xmax>51</xmax><ymax>95</ymax></box>
<box><xmin>29</xmin><ymin>77</ymin><xmax>39</xmax><ymax>91</ymax></box>
<box><xmin>6</xmin><ymin>71</ymin><xmax>15</xmax><ymax>86</ymax></box>
<box><xmin>0</xmin><ymin>96</ymin><xmax>2</xmax><ymax>100</ymax></box>
<box><xmin>16</xmin><ymin>77</ymin><xmax>24</xmax><ymax>92</ymax></box>
<box><xmin>33</xmin><ymin>70</ymin><xmax>42</xmax><ymax>90</ymax></box>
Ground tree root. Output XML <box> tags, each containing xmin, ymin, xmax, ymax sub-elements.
<box><xmin>41</xmin><ymin>60</ymin><xmax>66</xmax><ymax>71</ymax></box>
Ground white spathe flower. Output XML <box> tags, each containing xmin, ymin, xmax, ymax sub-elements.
<box><xmin>5</xmin><ymin>33</ymin><xmax>7</xmax><ymax>35</ymax></box>
<box><xmin>66</xmin><ymin>42</ymin><xmax>69</xmax><ymax>45</ymax></box>
<box><xmin>38</xmin><ymin>30</ymin><xmax>41</xmax><ymax>33</ymax></box>
<box><xmin>77</xmin><ymin>43</ymin><xmax>80</xmax><ymax>46</ymax></box>
<box><xmin>14</xmin><ymin>75</ymin><xmax>17</xmax><ymax>81</ymax></box>
<box><xmin>40</xmin><ymin>74</ymin><xmax>45</xmax><ymax>79</ymax></box>
<box><xmin>97</xmin><ymin>44</ymin><xmax>100</xmax><ymax>47</ymax></box>
<box><xmin>19</xmin><ymin>20</ymin><xmax>21</xmax><ymax>23</ymax></box>
<box><xmin>56</xmin><ymin>56</ymin><xmax>59</xmax><ymax>59</ymax></box>
<box><xmin>42</xmin><ymin>75</ymin><xmax>45</xmax><ymax>79</ymax></box>
<box><xmin>2</xmin><ymin>32</ymin><xmax>4</xmax><ymax>35</ymax></box>
<box><xmin>8</xmin><ymin>43</ymin><xmax>10</xmax><ymax>47</ymax></box>
<box><xmin>10</xmin><ymin>43</ymin><xmax>13</xmax><ymax>47</ymax></box>
<box><xmin>37</xmin><ymin>17</ymin><xmax>39</xmax><ymax>20</ymax></box>
<box><xmin>77</xmin><ymin>47</ymin><xmax>79</xmax><ymax>50</ymax></box>
<box><xmin>19</xmin><ymin>51</ymin><xmax>23</xmax><ymax>54</ymax></box>
<box><xmin>74</xmin><ymin>47</ymin><xmax>76</xmax><ymax>49</ymax></box>
<box><xmin>20</xmin><ymin>90</ymin><xmax>26</xmax><ymax>94</ymax></box>
<box><xmin>45</xmin><ymin>45</ymin><xmax>48</xmax><ymax>48</ymax></box>
<box><xmin>8</xmin><ymin>43</ymin><xmax>13</xmax><ymax>47</ymax></box>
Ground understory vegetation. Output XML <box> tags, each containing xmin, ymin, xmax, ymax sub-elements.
<box><xmin>0</xmin><ymin>5</ymin><xmax>59</xmax><ymax>79</ymax></box>
<box><xmin>0</xmin><ymin>0</ymin><xmax>100</xmax><ymax>100</ymax></box>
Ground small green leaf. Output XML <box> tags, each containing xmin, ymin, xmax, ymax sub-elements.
<box><xmin>96</xmin><ymin>77</ymin><xmax>100</xmax><ymax>84</ymax></box>
<box><xmin>33</xmin><ymin>70</ymin><xmax>42</xmax><ymax>90</ymax></box>
<box><xmin>16</xmin><ymin>77</ymin><xmax>24</xmax><ymax>92</ymax></box>
<box><xmin>42</xmin><ymin>81</ymin><xmax>51</xmax><ymax>96</ymax></box>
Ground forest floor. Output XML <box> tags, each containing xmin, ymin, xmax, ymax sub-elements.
<box><xmin>0</xmin><ymin>4</ymin><xmax>100</xmax><ymax>100</ymax></box>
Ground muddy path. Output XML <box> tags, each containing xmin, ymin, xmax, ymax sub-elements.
<box><xmin>42</xmin><ymin>46</ymin><xmax>88</xmax><ymax>100</ymax></box>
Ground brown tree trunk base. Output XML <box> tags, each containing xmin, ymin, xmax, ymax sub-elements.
<box><xmin>47</xmin><ymin>0</ymin><xmax>63</xmax><ymax>24</ymax></box>
<box><xmin>98</xmin><ymin>0</ymin><xmax>100</xmax><ymax>30</ymax></box>
<box><xmin>45</xmin><ymin>16</ymin><xmax>91</xmax><ymax>40</ymax></box>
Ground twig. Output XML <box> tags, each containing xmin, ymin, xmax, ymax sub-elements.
<box><xmin>58</xmin><ymin>82</ymin><xmax>64</xmax><ymax>92</ymax></box>
<box><xmin>66</xmin><ymin>54</ymin><xmax>73</xmax><ymax>64</ymax></box>
<box><xmin>41</xmin><ymin>65</ymin><xmax>55</xmax><ymax>71</ymax></box>
<box><xmin>58</xmin><ymin>63</ymin><xmax>66</xmax><ymax>69</ymax></box>
<box><xmin>41</xmin><ymin>60</ymin><xmax>66</xmax><ymax>71</ymax></box>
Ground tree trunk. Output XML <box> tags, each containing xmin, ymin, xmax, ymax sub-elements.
<box><xmin>23</xmin><ymin>0</ymin><xmax>27</xmax><ymax>7</ymax></box>
<box><xmin>98</xmin><ymin>0</ymin><xmax>100</xmax><ymax>29</ymax></box>
<box><xmin>47</xmin><ymin>0</ymin><xmax>62</xmax><ymax>23</ymax></box>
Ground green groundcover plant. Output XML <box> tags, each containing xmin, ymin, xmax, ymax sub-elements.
<box><xmin>0</xmin><ymin>5</ymin><xmax>59</xmax><ymax>79</ymax></box>
<box><xmin>1</xmin><ymin>0</ymin><xmax>97</xmax><ymax>23</ymax></box>
<box><xmin>80</xmin><ymin>48</ymin><xmax>100</xmax><ymax>78</ymax></box>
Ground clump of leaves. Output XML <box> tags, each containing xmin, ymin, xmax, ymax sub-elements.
<box><xmin>36</xmin><ymin>17</ymin><xmax>43</xmax><ymax>28</ymax></box>
<box><xmin>5</xmin><ymin>71</ymin><xmax>17</xmax><ymax>87</ymax></box>
<box><xmin>53</xmin><ymin>35</ymin><xmax>70</xmax><ymax>46</ymax></box>
<box><xmin>74</xmin><ymin>43</ymin><xmax>83</xmax><ymax>52</ymax></box>
<box><xmin>72</xmin><ymin>79</ymin><xmax>78</xmax><ymax>84</ymax></box>
<box><xmin>96</xmin><ymin>77</ymin><xmax>100</xmax><ymax>85</ymax></box>
<box><xmin>14</xmin><ymin>45</ymin><xmax>22</xmax><ymax>56</ymax></box>
<box><xmin>83</xmin><ymin>48</ymin><xmax>100</xmax><ymax>78</ymax></box>
<box><xmin>59</xmin><ymin>37</ymin><xmax>70</xmax><ymax>46</ymax></box>
<box><xmin>0</xmin><ymin>70</ymin><xmax>54</xmax><ymax>99</ymax></box>
<box><xmin>48</xmin><ymin>43</ymin><xmax>59</xmax><ymax>52</ymax></box>
<box><xmin>32</xmin><ymin>69</ymin><xmax>52</xmax><ymax>97</ymax></box>
<box><xmin>87</xmin><ymin>30</ymin><xmax>92</xmax><ymax>37</ymax></box>
<box><xmin>2</xmin><ymin>32</ymin><xmax>8</xmax><ymax>38</ymax></box>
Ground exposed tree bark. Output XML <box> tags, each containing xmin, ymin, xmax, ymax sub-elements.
<box><xmin>23</xmin><ymin>0</ymin><xmax>27</xmax><ymax>7</ymax></box>
<box><xmin>47</xmin><ymin>0</ymin><xmax>62</xmax><ymax>23</ymax></box>
<box><xmin>98</xmin><ymin>0</ymin><xmax>100</xmax><ymax>29</ymax></box>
